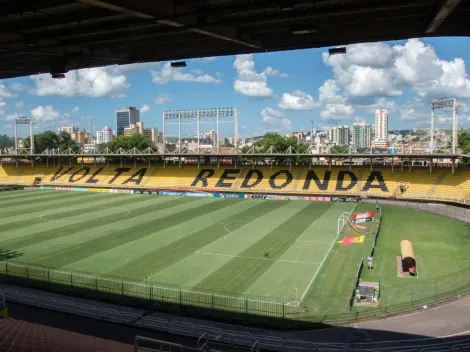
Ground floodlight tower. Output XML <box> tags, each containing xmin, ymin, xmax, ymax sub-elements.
<box><xmin>14</xmin><ymin>117</ymin><xmax>34</xmax><ymax>154</ymax></box>
<box><xmin>430</xmin><ymin>98</ymin><xmax>458</xmax><ymax>153</ymax></box>
<box><xmin>162</xmin><ymin>107</ymin><xmax>238</xmax><ymax>153</ymax></box>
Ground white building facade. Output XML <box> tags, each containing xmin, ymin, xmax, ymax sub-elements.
<box><xmin>352</xmin><ymin>122</ymin><xmax>372</xmax><ymax>148</ymax></box>
<box><xmin>96</xmin><ymin>126</ymin><xmax>113</xmax><ymax>144</ymax></box>
<box><xmin>375</xmin><ymin>109</ymin><xmax>388</xmax><ymax>141</ymax></box>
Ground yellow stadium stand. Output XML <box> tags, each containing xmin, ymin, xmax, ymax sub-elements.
<box><xmin>1</xmin><ymin>164</ymin><xmax>470</xmax><ymax>203</ymax></box>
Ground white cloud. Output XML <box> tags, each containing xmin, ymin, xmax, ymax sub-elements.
<box><xmin>323</xmin><ymin>43</ymin><xmax>402</xmax><ymax>100</ymax></box>
<box><xmin>9</xmin><ymin>83</ymin><xmax>24</xmax><ymax>92</ymax></box>
<box><xmin>322</xmin><ymin>39</ymin><xmax>470</xmax><ymax>101</ymax></box>
<box><xmin>0</xmin><ymin>82</ymin><xmax>14</xmax><ymax>98</ymax></box>
<box><xmin>261</xmin><ymin>107</ymin><xmax>292</xmax><ymax>130</ymax></box>
<box><xmin>320</xmin><ymin>104</ymin><xmax>354</xmax><ymax>120</ymax></box>
<box><xmin>140</xmin><ymin>104</ymin><xmax>150</xmax><ymax>113</ymax></box>
<box><xmin>318</xmin><ymin>80</ymin><xmax>346</xmax><ymax>104</ymax></box>
<box><xmin>64</xmin><ymin>113</ymin><xmax>70</xmax><ymax>117</ymax></box>
<box><xmin>72</xmin><ymin>106</ymin><xmax>80</xmax><ymax>113</ymax></box>
<box><xmin>154</xmin><ymin>93</ymin><xmax>172</xmax><ymax>105</ymax></box>
<box><xmin>30</xmin><ymin>67</ymin><xmax>129</xmax><ymax>98</ymax></box>
<box><xmin>263</xmin><ymin>66</ymin><xmax>288</xmax><ymax>78</ymax></box>
<box><xmin>30</xmin><ymin>105</ymin><xmax>61</xmax><ymax>122</ymax></box>
<box><xmin>14</xmin><ymin>101</ymin><xmax>24</xmax><ymax>108</ymax></box>
<box><xmin>393</xmin><ymin>39</ymin><xmax>470</xmax><ymax>98</ymax></box>
<box><xmin>152</xmin><ymin>62</ymin><xmax>221</xmax><ymax>84</ymax></box>
<box><xmin>4</xmin><ymin>113</ymin><xmax>21</xmax><ymax>121</ymax></box>
<box><xmin>233</xmin><ymin>54</ymin><xmax>273</xmax><ymax>97</ymax></box>
<box><xmin>279</xmin><ymin>90</ymin><xmax>320</xmax><ymax>110</ymax></box>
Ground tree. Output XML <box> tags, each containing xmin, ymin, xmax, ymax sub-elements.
<box><xmin>33</xmin><ymin>131</ymin><xmax>80</xmax><ymax>152</ymax></box>
<box><xmin>241</xmin><ymin>133</ymin><xmax>310</xmax><ymax>165</ymax></box>
<box><xmin>458</xmin><ymin>130</ymin><xmax>470</xmax><ymax>154</ymax></box>
<box><xmin>0</xmin><ymin>134</ymin><xmax>14</xmax><ymax>148</ymax></box>
<box><xmin>101</xmin><ymin>134</ymin><xmax>160</xmax><ymax>162</ymax></box>
<box><xmin>330</xmin><ymin>145</ymin><xmax>349</xmax><ymax>154</ymax></box>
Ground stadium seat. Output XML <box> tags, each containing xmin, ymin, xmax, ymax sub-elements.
<box><xmin>2</xmin><ymin>164</ymin><xmax>470</xmax><ymax>203</ymax></box>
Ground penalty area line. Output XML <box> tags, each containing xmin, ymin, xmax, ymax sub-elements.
<box><xmin>195</xmin><ymin>251</ymin><xmax>321</xmax><ymax>265</ymax></box>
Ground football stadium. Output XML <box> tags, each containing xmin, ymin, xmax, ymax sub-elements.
<box><xmin>1</xmin><ymin>163</ymin><xmax>470</xmax><ymax>325</ymax></box>
<box><xmin>3</xmin><ymin>0</ymin><xmax>470</xmax><ymax>351</ymax></box>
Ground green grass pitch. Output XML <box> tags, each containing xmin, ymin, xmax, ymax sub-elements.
<box><xmin>1</xmin><ymin>189</ymin><xmax>469</xmax><ymax>317</ymax></box>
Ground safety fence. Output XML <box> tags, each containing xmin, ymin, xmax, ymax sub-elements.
<box><xmin>2</xmin><ymin>260</ymin><xmax>470</xmax><ymax>327</ymax></box>
<box><xmin>349</xmin><ymin>258</ymin><xmax>364</xmax><ymax>311</ymax></box>
<box><xmin>369</xmin><ymin>204</ymin><xmax>383</xmax><ymax>257</ymax></box>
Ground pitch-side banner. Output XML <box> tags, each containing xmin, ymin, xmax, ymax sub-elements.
<box><xmin>160</xmin><ymin>191</ymin><xmax>185</xmax><ymax>196</ymax></box>
<box><xmin>185</xmin><ymin>192</ymin><xmax>214</xmax><ymax>197</ymax></box>
<box><xmin>55</xmin><ymin>187</ymin><xmax>72</xmax><ymax>191</ymax></box>
<box><xmin>109</xmin><ymin>189</ymin><xmax>134</xmax><ymax>194</ymax></box>
<box><xmin>214</xmin><ymin>193</ymin><xmax>245</xmax><ymax>199</ymax></box>
<box><xmin>352</xmin><ymin>211</ymin><xmax>375</xmax><ymax>223</ymax></box>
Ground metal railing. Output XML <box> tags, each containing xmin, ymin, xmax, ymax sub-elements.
<box><xmin>2</xmin><ymin>286</ymin><xmax>470</xmax><ymax>352</ymax></box>
<box><xmin>2</xmin><ymin>259</ymin><xmax>470</xmax><ymax>327</ymax></box>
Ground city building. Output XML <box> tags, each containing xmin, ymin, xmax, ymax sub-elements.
<box><xmin>123</xmin><ymin>124</ymin><xmax>138</xmax><ymax>136</ymax></box>
<box><xmin>143</xmin><ymin>127</ymin><xmax>159</xmax><ymax>144</ymax></box>
<box><xmin>352</xmin><ymin>122</ymin><xmax>372</xmax><ymax>148</ymax></box>
<box><xmin>58</xmin><ymin>126</ymin><xmax>79</xmax><ymax>135</ymax></box>
<box><xmin>287</xmin><ymin>132</ymin><xmax>307</xmax><ymax>143</ymax></box>
<box><xmin>96</xmin><ymin>126</ymin><xmax>113</xmax><ymax>144</ymax></box>
<box><xmin>375</xmin><ymin>109</ymin><xmax>388</xmax><ymax>142</ymax></box>
<box><xmin>328</xmin><ymin>125</ymin><xmax>350</xmax><ymax>146</ymax></box>
<box><xmin>116</xmin><ymin>106</ymin><xmax>140</xmax><ymax>136</ymax></box>
<box><xmin>71</xmin><ymin>130</ymin><xmax>91</xmax><ymax>145</ymax></box>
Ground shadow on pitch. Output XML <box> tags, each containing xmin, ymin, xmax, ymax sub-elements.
<box><xmin>0</xmin><ymin>248</ymin><xmax>23</xmax><ymax>261</ymax></box>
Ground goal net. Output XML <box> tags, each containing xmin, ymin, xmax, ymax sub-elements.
<box><xmin>337</xmin><ymin>212</ymin><xmax>363</xmax><ymax>236</ymax></box>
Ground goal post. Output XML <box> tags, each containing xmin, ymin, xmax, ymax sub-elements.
<box><xmin>337</xmin><ymin>212</ymin><xmax>347</xmax><ymax>236</ymax></box>
<box><xmin>338</xmin><ymin>212</ymin><xmax>363</xmax><ymax>236</ymax></box>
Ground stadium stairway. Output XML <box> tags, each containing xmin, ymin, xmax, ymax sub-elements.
<box><xmin>2</xmin><ymin>164</ymin><xmax>470</xmax><ymax>202</ymax></box>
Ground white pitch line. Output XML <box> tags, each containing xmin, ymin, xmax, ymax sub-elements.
<box><xmin>297</xmin><ymin>203</ymin><xmax>358</xmax><ymax>303</ymax></box>
<box><xmin>195</xmin><ymin>251</ymin><xmax>321</xmax><ymax>265</ymax></box>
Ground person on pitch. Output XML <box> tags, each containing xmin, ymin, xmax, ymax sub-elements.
<box><xmin>367</xmin><ymin>256</ymin><xmax>373</xmax><ymax>270</ymax></box>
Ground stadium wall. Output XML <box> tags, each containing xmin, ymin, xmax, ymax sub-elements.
<box><xmin>1</xmin><ymin>164</ymin><xmax>470</xmax><ymax>205</ymax></box>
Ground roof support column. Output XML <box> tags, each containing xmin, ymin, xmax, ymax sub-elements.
<box><xmin>391</xmin><ymin>157</ymin><xmax>394</xmax><ymax>174</ymax></box>
<box><xmin>328</xmin><ymin>158</ymin><xmax>332</xmax><ymax>171</ymax></box>
<box><xmin>400</xmin><ymin>158</ymin><xmax>403</xmax><ymax>173</ymax></box>
<box><xmin>349</xmin><ymin>157</ymin><xmax>352</xmax><ymax>171</ymax></box>
<box><xmin>409</xmin><ymin>158</ymin><xmax>412</xmax><ymax>174</ymax></box>
<box><xmin>452</xmin><ymin>159</ymin><xmax>455</xmax><ymax>175</ymax></box>
<box><xmin>370</xmin><ymin>158</ymin><xmax>372</xmax><ymax>172</ymax></box>
<box><xmin>429</xmin><ymin>157</ymin><xmax>432</xmax><ymax>175</ymax></box>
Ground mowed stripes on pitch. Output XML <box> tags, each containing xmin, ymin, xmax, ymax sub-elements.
<box><xmin>0</xmin><ymin>190</ymin><xmax>353</xmax><ymax>299</ymax></box>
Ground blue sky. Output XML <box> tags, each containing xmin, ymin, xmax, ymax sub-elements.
<box><xmin>2</xmin><ymin>37</ymin><xmax>470</xmax><ymax>138</ymax></box>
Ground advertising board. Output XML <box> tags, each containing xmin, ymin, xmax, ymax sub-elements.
<box><xmin>214</xmin><ymin>193</ymin><xmax>245</xmax><ymax>199</ymax></box>
<box><xmin>88</xmin><ymin>188</ymin><xmax>110</xmax><ymax>193</ymax></box>
<box><xmin>40</xmin><ymin>186</ymin><xmax>55</xmax><ymax>190</ymax></box>
<box><xmin>73</xmin><ymin>187</ymin><xmax>88</xmax><ymax>192</ymax></box>
<box><xmin>134</xmin><ymin>189</ymin><xmax>159</xmax><ymax>195</ymax></box>
<box><xmin>109</xmin><ymin>189</ymin><xmax>134</xmax><ymax>194</ymax></box>
<box><xmin>352</xmin><ymin>211</ymin><xmax>375</xmax><ymax>223</ymax></box>
<box><xmin>185</xmin><ymin>192</ymin><xmax>214</xmax><ymax>197</ymax></box>
<box><xmin>55</xmin><ymin>187</ymin><xmax>72</xmax><ymax>191</ymax></box>
<box><xmin>160</xmin><ymin>191</ymin><xmax>185</xmax><ymax>196</ymax></box>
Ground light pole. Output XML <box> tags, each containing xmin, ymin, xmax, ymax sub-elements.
<box><xmin>310</xmin><ymin>120</ymin><xmax>314</xmax><ymax>149</ymax></box>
